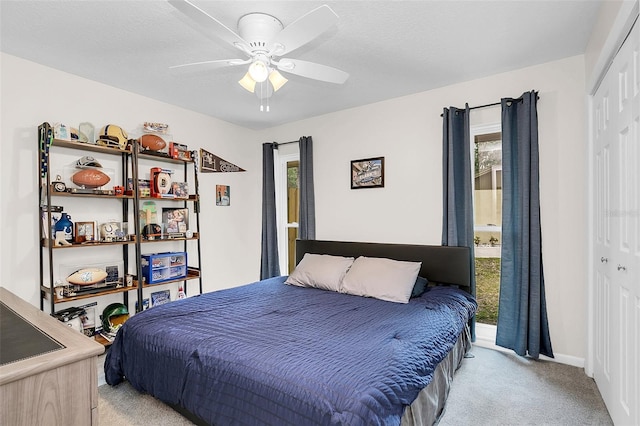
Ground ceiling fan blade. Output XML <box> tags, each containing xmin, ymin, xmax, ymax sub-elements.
<box><xmin>169</xmin><ymin>59</ymin><xmax>249</xmax><ymax>70</ymax></box>
<box><xmin>168</xmin><ymin>0</ymin><xmax>249</xmax><ymax>53</ymax></box>
<box><xmin>277</xmin><ymin>58</ymin><xmax>349</xmax><ymax>84</ymax></box>
<box><xmin>271</xmin><ymin>5</ymin><xmax>338</xmax><ymax>56</ymax></box>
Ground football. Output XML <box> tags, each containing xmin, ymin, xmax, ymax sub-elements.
<box><xmin>67</xmin><ymin>268</ymin><xmax>108</xmax><ymax>285</ymax></box>
<box><xmin>71</xmin><ymin>168</ymin><xmax>110</xmax><ymax>188</ymax></box>
<box><xmin>139</xmin><ymin>134</ymin><xmax>167</xmax><ymax>151</ymax></box>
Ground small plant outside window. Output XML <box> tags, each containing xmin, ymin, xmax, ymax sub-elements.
<box><xmin>489</xmin><ymin>236</ymin><xmax>499</xmax><ymax>246</ymax></box>
<box><xmin>474</xmin><ymin>236</ymin><xmax>480</xmax><ymax>246</ymax></box>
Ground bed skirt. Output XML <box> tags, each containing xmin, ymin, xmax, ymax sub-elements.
<box><xmin>401</xmin><ymin>326</ymin><xmax>472</xmax><ymax>426</ymax></box>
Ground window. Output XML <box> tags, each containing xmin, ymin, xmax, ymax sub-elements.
<box><xmin>275</xmin><ymin>150</ymin><xmax>299</xmax><ymax>274</ymax></box>
<box><xmin>286</xmin><ymin>161</ymin><xmax>299</xmax><ymax>273</ymax></box>
<box><xmin>472</xmin><ymin>125</ymin><xmax>502</xmax><ymax>326</ymax></box>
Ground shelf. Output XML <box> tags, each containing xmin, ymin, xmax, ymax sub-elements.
<box><xmin>48</xmin><ymin>190</ymin><xmax>134</xmax><ymax>200</ymax></box>
<box><xmin>140</xmin><ymin>235</ymin><xmax>199</xmax><ymax>244</ymax></box>
<box><xmin>39</xmin><ymin>122</ymin><xmax>203</xmax><ymax>316</ymax></box>
<box><xmin>138</xmin><ymin>151</ymin><xmax>195</xmax><ymax>164</ymax></box>
<box><xmin>41</xmin><ymin>239</ymin><xmax>136</xmax><ymax>249</ymax></box>
<box><xmin>137</xmin><ymin>194</ymin><xmax>198</xmax><ymax>202</ymax></box>
<box><xmin>94</xmin><ymin>334</ymin><xmax>113</xmax><ymax>347</ymax></box>
<box><xmin>137</xmin><ymin>268</ymin><xmax>201</xmax><ymax>288</ymax></box>
<box><xmin>41</xmin><ymin>284</ymin><xmax>136</xmax><ymax>304</ymax></box>
<box><xmin>51</xmin><ymin>138</ymin><xmax>131</xmax><ymax>156</ymax></box>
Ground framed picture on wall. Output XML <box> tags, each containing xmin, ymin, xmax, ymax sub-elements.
<box><xmin>216</xmin><ymin>185</ymin><xmax>230</xmax><ymax>206</ymax></box>
<box><xmin>351</xmin><ymin>157</ymin><xmax>385</xmax><ymax>189</ymax></box>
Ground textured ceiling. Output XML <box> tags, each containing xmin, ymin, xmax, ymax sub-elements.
<box><xmin>0</xmin><ymin>1</ymin><xmax>602</xmax><ymax>130</ymax></box>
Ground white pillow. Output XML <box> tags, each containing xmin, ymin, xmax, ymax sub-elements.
<box><xmin>285</xmin><ymin>253</ymin><xmax>355</xmax><ymax>292</ymax></box>
<box><xmin>340</xmin><ymin>256</ymin><xmax>421</xmax><ymax>303</ymax></box>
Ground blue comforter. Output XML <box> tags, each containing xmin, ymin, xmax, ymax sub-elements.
<box><xmin>105</xmin><ymin>276</ymin><xmax>476</xmax><ymax>425</ymax></box>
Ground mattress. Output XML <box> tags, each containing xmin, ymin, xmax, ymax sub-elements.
<box><xmin>105</xmin><ymin>276</ymin><xmax>477</xmax><ymax>425</ymax></box>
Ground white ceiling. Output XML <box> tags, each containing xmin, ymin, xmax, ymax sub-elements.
<box><xmin>0</xmin><ymin>1</ymin><xmax>602</xmax><ymax>130</ymax></box>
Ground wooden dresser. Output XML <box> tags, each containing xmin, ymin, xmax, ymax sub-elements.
<box><xmin>0</xmin><ymin>287</ymin><xmax>105</xmax><ymax>425</ymax></box>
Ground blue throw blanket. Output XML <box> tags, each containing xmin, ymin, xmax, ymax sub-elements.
<box><xmin>105</xmin><ymin>276</ymin><xmax>476</xmax><ymax>425</ymax></box>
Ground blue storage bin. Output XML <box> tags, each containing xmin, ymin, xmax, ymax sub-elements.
<box><xmin>141</xmin><ymin>252</ymin><xmax>187</xmax><ymax>284</ymax></box>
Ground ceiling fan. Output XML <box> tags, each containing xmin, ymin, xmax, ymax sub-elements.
<box><xmin>168</xmin><ymin>0</ymin><xmax>349</xmax><ymax>102</ymax></box>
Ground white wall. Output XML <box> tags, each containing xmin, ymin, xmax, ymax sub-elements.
<box><xmin>0</xmin><ymin>53</ymin><xmax>263</xmax><ymax>315</ymax></box>
<box><xmin>1</xmin><ymin>51</ymin><xmax>589</xmax><ymax>362</ymax></box>
<box><xmin>262</xmin><ymin>55</ymin><xmax>588</xmax><ymax>362</ymax></box>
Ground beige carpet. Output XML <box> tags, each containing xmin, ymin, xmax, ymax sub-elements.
<box><xmin>439</xmin><ymin>346</ymin><xmax>613</xmax><ymax>426</ymax></box>
<box><xmin>98</xmin><ymin>345</ymin><xmax>612</xmax><ymax>425</ymax></box>
<box><xmin>99</xmin><ymin>382</ymin><xmax>195</xmax><ymax>426</ymax></box>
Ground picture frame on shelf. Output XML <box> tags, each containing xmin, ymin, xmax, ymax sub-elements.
<box><xmin>170</xmin><ymin>181</ymin><xmax>189</xmax><ymax>199</ymax></box>
<box><xmin>151</xmin><ymin>289</ymin><xmax>171</xmax><ymax>307</ymax></box>
<box><xmin>75</xmin><ymin>221</ymin><xmax>95</xmax><ymax>243</ymax></box>
<box><xmin>162</xmin><ymin>207</ymin><xmax>189</xmax><ymax>235</ymax></box>
<box><xmin>351</xmin><ymin>157</ymin><xmax>385</xmax><ymax>189</ymax></box>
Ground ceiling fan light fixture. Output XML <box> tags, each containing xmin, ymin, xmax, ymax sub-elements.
<box><xmin>238</xmin><ymin>72</ymin><xmax>256</xmax><ymax>93</ymax></box>
<box><xmin>268</xmin><ymin>70</ymin><xmax>288</xmax><ymax>92</ymax></box>
<box><xmin>248</xmin><ymin>60</ymin><xmax>269</xmax><ymax>82</ymax></box>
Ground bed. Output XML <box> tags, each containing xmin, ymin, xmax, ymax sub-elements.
<box><xmin>105</xmin><ymin>240</ymin><xmax>477</xmax><ymax>425</ymax></box>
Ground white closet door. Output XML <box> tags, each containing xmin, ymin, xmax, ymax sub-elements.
<box><xmin>592</xmin><ymin>19</ymin><xmax>639</xmax><ymax>426</ymax></box>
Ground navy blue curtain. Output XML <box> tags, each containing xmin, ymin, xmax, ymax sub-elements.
<box><xmin>442</xmin><ymin>105</ymin><xmax>476</xmax><ymax>339</ymax></box>
<box><xmin>298</xmin><ymin>136</ymin><xmax>316</xmax><ymax>240</ymax></box>
<box><xmin>496</xmin><ymin>91</ymin><xmax>553</xmax><ymax>359</ymax></box>
<box><xmin>260</xmin><ymin>143</ymin><xmax>280</xmax><ymax>279</ymax></box>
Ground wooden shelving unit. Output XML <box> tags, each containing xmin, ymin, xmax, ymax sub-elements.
<box><xmin>37</xmin><ymin>122</ymin><xmax>203</xmax><ymax>345</ymax></box>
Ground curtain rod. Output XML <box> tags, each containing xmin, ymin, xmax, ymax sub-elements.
<box><xmin>440</xmin><ymin>95</ymin><xmax>535</xmax><ymax>117</ymax></box>
<box><xmin>469</xmin><ymin>101</ymin><xmax>502</xmax><ymax>111</ymax></box>
<box><xmin>273</xmin><ymin>140</ymin><xmax>298</xmax><ymax>148</ymax></box>
<box><xmin>439</xmin><ymin>101</ymin><xmax>500</xmax><ymax>117</ymax></box>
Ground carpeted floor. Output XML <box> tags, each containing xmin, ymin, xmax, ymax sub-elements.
<box><xmin>99</xmin><ymin>380</ymin><xmax>195</xmax><ymax>426</ymax></box>
<box><xmin>438</xmin><ymin>346</ymin><xmax>613</xmax><ymax>426</ymax></box>
<box><xmin>98</xmin><ymin>345</ymin><xmax>612</xmax><ymax>425</ymax></box>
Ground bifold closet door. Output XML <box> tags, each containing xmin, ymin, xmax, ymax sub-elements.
<box><xmin>592</xmin><ymin>19</ymin><xmax>639</xmax><ymax>426</ymax></box>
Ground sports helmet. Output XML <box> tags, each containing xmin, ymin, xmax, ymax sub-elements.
<box><xmin>75</xmin><ymin>155</ymin><xmax>102</xmax><ymax>168</ymax></box>
<box><xmin>97</xmin><ymin>125</ymin><xmax>128</xmax><ymax>150</ymax></box>
<box><xmin>102</xmin><ymin>302</ymin><xmax>129</xmax><ymax>334</ymax></box>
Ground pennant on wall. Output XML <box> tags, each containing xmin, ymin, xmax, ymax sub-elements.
<box><xmin>200</xmin><ymin>149</ymin><xmax>246</xmax><ymax>173</ymax></box>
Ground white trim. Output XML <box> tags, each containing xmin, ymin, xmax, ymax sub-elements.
<box><xmin>586</xmin><ymin>92</ymin><xmax>596</xmax><ymax>378</ymax></box>
<box><xmin>474</xmin><ymin>323</ymin><xmax>585</xmax><ymax>369</ymax></box>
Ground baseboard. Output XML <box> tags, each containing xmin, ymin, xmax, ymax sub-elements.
<box><xmin>473</xmin><ymin>324</ymin><xmax>585</xmax><ymax>369</ymax></box>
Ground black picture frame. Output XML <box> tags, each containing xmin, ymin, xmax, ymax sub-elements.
<box><xmin>351</xmin><ymin>157</ymin><xmax>385</xmax><ymax>189</ymax></box>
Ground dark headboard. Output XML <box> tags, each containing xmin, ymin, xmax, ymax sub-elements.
<box><xmin>295</xmin><ymin>240</ymin><xmax>471</xmax><ymax>294</ymax></box>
